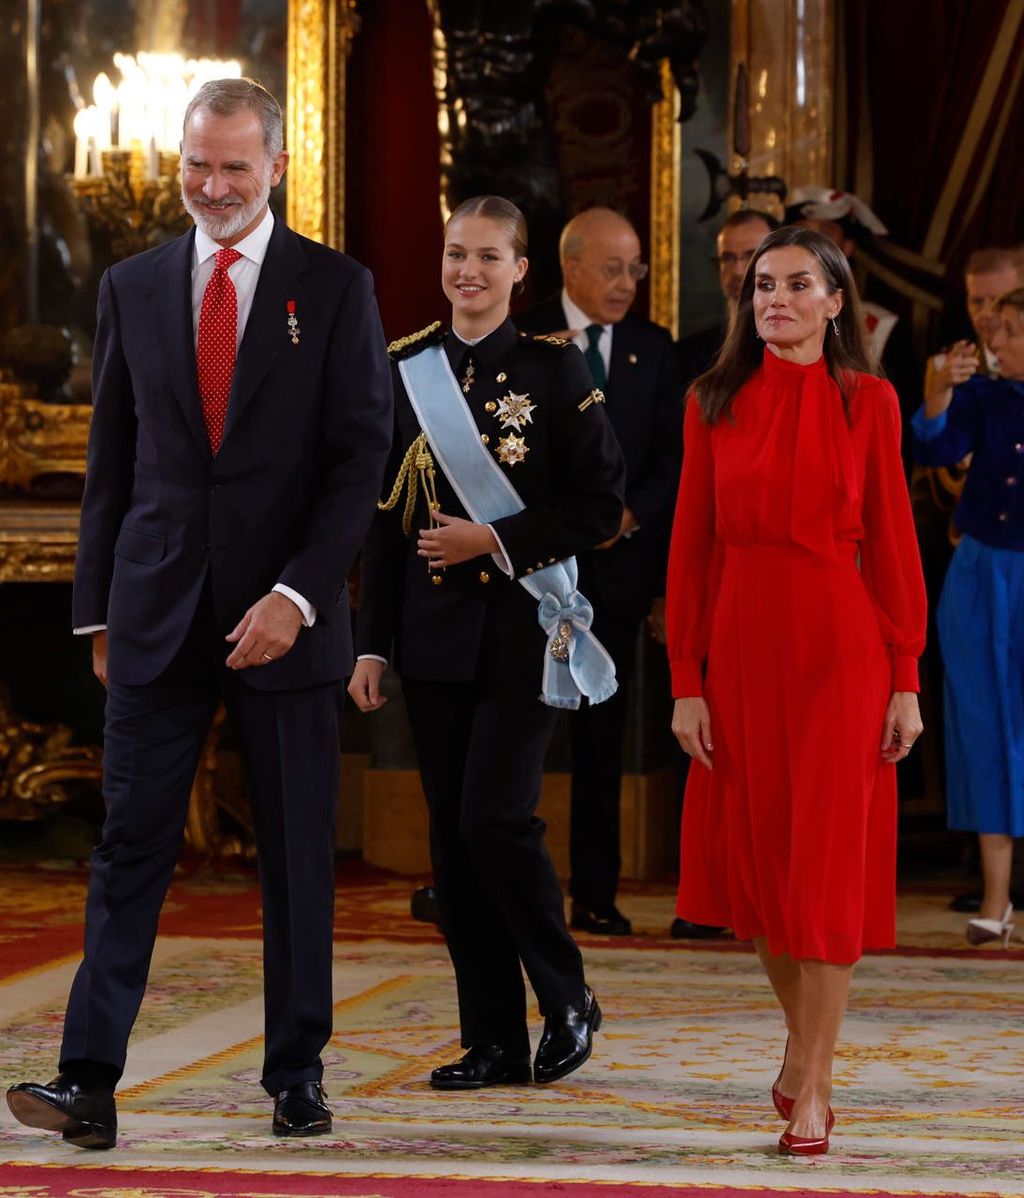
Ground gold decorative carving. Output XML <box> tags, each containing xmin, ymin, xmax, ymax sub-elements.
<box><xmin>287</xmin><ymin>0</ymin><xmax>360</xmax><ymax>247</ymax></box>
<box><xmin>0</xmin><ymin>689</ymin><xmax>102</xmax><ymax>821</ymax></box>
<box><xmin>0</xmin><ymin>385</ymin><xmax>91</xmax><ymax>492</ymax></box>
<box><xmin>649</xmin><ymin>58</ymin><xmax>681</xmax><ymax>338</ymax></box>
<box><xmin>0</xmin><ymin>501</ymin><xmax>80</xmax><ymax>583</ymax></box>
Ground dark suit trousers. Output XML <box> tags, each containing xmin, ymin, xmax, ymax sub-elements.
<box><xmin>568</xmin><ymin>616</ymin><xmax>640</xmax><ymax>911</ymax></box>
<box><xmin>403</xmin><ymin>678</ymin><xmax>585</xmax><ymax>1056</ymax></box>
<box><xmin>60</xmin><ymin>585</ymin><xmax>341</xmax><ymax>1096</ymax></box>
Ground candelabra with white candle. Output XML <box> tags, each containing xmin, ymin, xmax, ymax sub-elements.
<box><xmin>70</xmin><ymin>53</ymin><xmax>242</xmax><ymax>259</ymax></box>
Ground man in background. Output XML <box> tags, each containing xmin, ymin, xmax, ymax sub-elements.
<box><xmin>518</xmin><ymin>207</ymin><xmax>682</xmax><ymax>936</ymax></box>
<box><xmin>676</xmin><ymin>208</ymin><xmax>779</xmax><ymax>390</ymax></box>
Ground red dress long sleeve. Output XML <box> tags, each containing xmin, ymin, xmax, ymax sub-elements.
<box><xmin>666</xmin><ymin>351</ymin><xmax>927</xmax><ymax>963</ymax></box>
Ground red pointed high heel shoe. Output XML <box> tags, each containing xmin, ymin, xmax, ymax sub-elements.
<box><xmin>772</xmin><ymin>1038</ymin><xmax>794</xmax><ymax>1120</ymax></box>
<box><xmin>778</xmin><ymin>1106</ymin><xmax>836</xmax><ymax>1156</ymax></box>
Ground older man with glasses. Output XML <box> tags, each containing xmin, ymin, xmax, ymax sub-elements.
<box><xmin>517</xmin><ymin>207</ymin><xmax>683</xmax><ymax>937</ymax></box>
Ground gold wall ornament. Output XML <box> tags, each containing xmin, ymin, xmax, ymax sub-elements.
<box><xmin>287</xmin><ymin>0</ymin><xmax>361</xmax><ymax>247</ymax></box>
<box><xmin>0</xmin><ymin>384</ymin><xmax>91</xmax><ymax>493</ymax></box>
<box><xmin>649</xmin><ymin>58</ymin><xmax>681</xmax><ymax>338</ymax></box>
<box><xmin>0</xmin><ymin>689</ymin><xmax>102</xmax><ymax>822</ymax></box>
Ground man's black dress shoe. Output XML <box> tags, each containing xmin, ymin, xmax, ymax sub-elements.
<box><xmin>6</xmin><ymin>1074</ymin><xmax>117</xmax><ymax>1150</ymax></box>
<box><xmin>570</xmin><ymin>900</ymin><xmax>632</xmax><ymax>936</ymax></box>
<box><xmin>411</xmin><ymin>885</ymin><xmax>442</xmax><ymax>925</ymax></box>
<box><xmin>430</xmin><ymin>1044</ymin><xmax>532</xmax><ymax>1090</ymax></box>
<box><xmin>670</xmin><ymin>917</ymin><xmax>730</xmax><ymax>940</ymax></box>
<box><xmin>534</xmin><ymin>986</ymin><xmax>602</xmax><ymax>1084</ymax></box>
<box><xmin>272</xmin><ymin>1081</ymin><xmax>332</xmax><ymax>1137</ymax></box>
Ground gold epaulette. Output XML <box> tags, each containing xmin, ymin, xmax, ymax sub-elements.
<box><xmin>387</xmin><ymin>320</ymin><xmax>444</xmax><ymax>360</ymax></box>
<box><xmin>531</xmin><ymin>332</ymin><xmax>571</xmax><ymax>348</ymax></box>
<box><xmin>578</xmin><ymin>388</ymin><xmax>606</xmax><ymax>412</ymax></box>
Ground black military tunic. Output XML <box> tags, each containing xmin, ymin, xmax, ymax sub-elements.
<box><xmin>356</xmin><ymin>316</ymin><xmax>625</xmax><ymax>1055</ymax></box>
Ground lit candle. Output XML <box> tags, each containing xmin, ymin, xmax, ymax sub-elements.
<box><xmin>93</xmin><ymin>72</ymin><xmax>116</xmax><ymax>148</ymax></box>
<box><xmin>73</xmin><ymin>108</ymin><xmax>90</xmax><ymax>178</ymax></box>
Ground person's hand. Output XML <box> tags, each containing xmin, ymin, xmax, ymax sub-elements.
<box><xmin>672</xmin><ymin>696</ymin><xmax>713</xmax><ymax>769</ymax></box>
<box><xmin>647</xmin><ymin>597</ymin><xmax>666</xmax><ymax>645</ymax></box>
<box><xmin>225</xmin><ymin>592</ymin><xmax>303</xmax><ymax>670</ymax></box>
<box><xmin>924</xmin><ymin>341</ymin><xmax>978</xmax><ymax>416</ymax></box>
<box><xmin>91</xmin><ymin>630</ymin><xmax>108</xmax><ymax>687</ymax></box>
<box><xmin>417</xmin><ymin>511</ymin><xmax>498</xmax><ymax>567</ymax></box>
<box><xmin>881</xmin><ymin>691</ymin><xmax>923</xmax><ymax>763</ymax></box>
<box><xmin>596</xmin><ymin>507</ymin><xmax>638</xmax><ymax>550</ymax></box>
<box><xmin>348</xmin><ymin>658</ymin><xmax>388</xmax><ymax>712</ymax></box>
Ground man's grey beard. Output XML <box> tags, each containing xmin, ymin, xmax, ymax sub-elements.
<box><xmin>182</xmin><ymin>174</ymin><xmax>272</xmax><ymax>241</ymax></box>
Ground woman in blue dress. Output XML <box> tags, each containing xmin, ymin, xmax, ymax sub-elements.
<box><xmin>912</xmin><ymin>287</ymin><xmax>1024</xmax><ymax>947</ymax></box>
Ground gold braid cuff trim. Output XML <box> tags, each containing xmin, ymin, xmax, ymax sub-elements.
<box><xmin>377</xmin><ymin>433</ymin><xmax>440</xmax><ymax>535</ymax></box>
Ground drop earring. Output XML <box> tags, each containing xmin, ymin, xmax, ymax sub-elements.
<box><xmin>831</xmin><ymin>316</ymin><xmax>840</xmax><ymax>337</ymax></box>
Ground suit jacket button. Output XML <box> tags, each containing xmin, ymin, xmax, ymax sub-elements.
<box><xmin>478</xmin><ymin>570</ymin><xmax>490</xmax><ymax>584</ymax></box>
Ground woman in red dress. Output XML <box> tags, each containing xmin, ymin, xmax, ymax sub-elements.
<box><xmin>667</xmin><ymin>226</ymin><xmax>926</xmax><ymax>1155</ymax></box>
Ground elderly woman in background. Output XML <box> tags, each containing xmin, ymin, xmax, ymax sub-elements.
<box><xmin>912</xmin><ymin>287</ymin><xmax>1024</xmax><ymax>948</ymax></box>
<box><xmin>667</xmin><ymin>226</ymin><xmax>926</xmax><ymax>1155</ymax></box>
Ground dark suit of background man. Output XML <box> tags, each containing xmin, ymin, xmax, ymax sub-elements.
<box><xmin>518</xmin><ymin>208</ymin><xmax>683</xmax><ymax>936</ymax></box>
<box><xmin>6</xmin><ymin>79</ymin><xmax>392</xmax><ymax>1148</ymax></box>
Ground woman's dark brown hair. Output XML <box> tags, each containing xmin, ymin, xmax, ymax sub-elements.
<box><xmin>694</xmin><ymin>225</ymin><xmax>880</xmax><ymax>424</ymax></box>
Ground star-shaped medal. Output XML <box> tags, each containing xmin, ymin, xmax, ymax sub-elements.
<box><xmin>496</xmin><ymin>433</ymin><xmax>529</xmax><ymax>466</ymax></box>
<box><xmin>494</xmin><ymin>390</ymin><xmax>535</xmax><ymax>431</ymax></box>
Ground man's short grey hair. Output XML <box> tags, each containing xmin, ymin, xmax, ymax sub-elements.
<box><xmin>183</xmin><ymin>77</ymin><xmax>284</xmax><ymax>161</ymax></box>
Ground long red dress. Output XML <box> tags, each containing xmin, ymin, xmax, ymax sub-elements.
<box><xmin>667</xmin><ymin>350</ymin><xmax>927</xmax><ymax>964</ymax></box>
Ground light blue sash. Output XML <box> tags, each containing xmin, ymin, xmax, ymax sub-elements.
<box><xmin>398</xmin><ymin>345</ymin><xmax>617</xmax><ymax>709</ymax></box>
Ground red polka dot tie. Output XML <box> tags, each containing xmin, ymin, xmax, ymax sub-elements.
<box><xmin>196</xmin><ymin>247</ymin><xmax>242</xmax><ymax>453</ymax></box>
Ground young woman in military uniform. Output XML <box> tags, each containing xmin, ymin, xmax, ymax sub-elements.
<box><xmin>349</xmin><ymin>195</ymin><xmax>625</xmax><ymax>1090</ymax></box>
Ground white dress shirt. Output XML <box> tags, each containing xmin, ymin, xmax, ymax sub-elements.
<box><xmin>74</xmin><ymin>207</ymin><xmax>316</xmax><ymax>635</ymax></box>
<box><xmin>562</xmin><ymin>288</ymin><xmax>612</xmax><ymax>377</ymax></box>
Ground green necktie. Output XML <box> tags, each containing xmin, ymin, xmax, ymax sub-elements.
<box><xmin>584</xmin><ymin>323</ymin><xmax>607</xmax><ymax>389</ymax></box>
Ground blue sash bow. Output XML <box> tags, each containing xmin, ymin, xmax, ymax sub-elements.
<box><xmin>398</xmin><ymin>345</ymin><xmax>617</xmax><ymax>709</ymax></box>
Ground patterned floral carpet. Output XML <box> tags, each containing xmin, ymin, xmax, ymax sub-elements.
<box><xmin>0</xmin><ymin>863</ymin><xmax>1022</xmax><ymax>1196</ymax></box>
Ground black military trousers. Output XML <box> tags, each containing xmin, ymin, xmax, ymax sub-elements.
<box><xmin>403</xmin><ymin>677</ymin><xmax>586</xmax><ymax>1057</ymax></box>
<box><xmin>60</xmin><ymin>584</ymin><xmax>341</xmax><ymax>1096</ymax></box>
<box><xmin>568</xmin><ymin>616</ymin><xmax>641</xmax><ymax>912</ymax></box>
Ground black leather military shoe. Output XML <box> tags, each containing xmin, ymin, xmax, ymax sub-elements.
<box><xmin>533</xmin><ymin>986</ymin><xmax>602</xmax><ymax>1084</ymax></box>
<box><xmin>7</xmin><ymin>1074</ymin><xmax>117</xmax><ymax>1150</ymax></box>
<box><xmin>669</xmin><ymin>917</ymin><xmax>730</xmax><ymax>940</ymax></box>
<box><xmin>570</xmin><ymin>901</ymin><xmax>632</xmax><ymax>936</ymax></box>
<box><xmin>272</xmin><ymin>1081</ymin><xmax>332</xmax><ymax>1137</ymax></box>
<box><xmin>430</xmin><ymin>1044</ymin><xmax>532</xmax><ymax>1090</ymax></box>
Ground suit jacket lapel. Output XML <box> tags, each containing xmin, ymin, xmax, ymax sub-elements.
<box><xmin>222</xmin><ymin>219</ymin><xmax>308</xmax><ymax>446</ymax></box>
<box><xmin>154</xmin><ymin>229</ymin><xmax>211</xmax><ymax>460</ymax></box>
<box><xmin>606</xmin><ymin>315</ymin><xmax>634</xmax><ymax>406</ymax></box>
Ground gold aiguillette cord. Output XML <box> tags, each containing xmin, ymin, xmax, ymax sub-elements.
<box><xmin>377</xmin><ymin>432</ymin><xmax>444</xmax><ymax>582</ymax></box>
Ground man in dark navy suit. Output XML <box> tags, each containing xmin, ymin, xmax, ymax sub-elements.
<box><xmin>6</xmin><ymin>79</ymin><xmax>392</xmax><ymax>1147</ymax></box>
<box><xmin>517</xmin><ymin>208</ymin><xmax>682</xmax><ymax>936</ymax></box>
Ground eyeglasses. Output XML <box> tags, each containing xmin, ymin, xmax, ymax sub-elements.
<box><xmin>593</xmin><ymin>262</ymin><xmax>649</xmax><ymax>282</ymax></box>
<box><xmin>713</xmin><ymin>251</ymin><xmax>756</xmax><ymax>269</ymax></box>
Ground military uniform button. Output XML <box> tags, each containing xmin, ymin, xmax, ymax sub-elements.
<box><xmin>1007</xmin><ymin>476</ymin><xmax>1019</xmax><ymax>486</ymax></box>
<box><xmin>998</xmin><ymin>511</ymin><xmax>1010</xmax><ymax>522</ymax></box>
<box><xmin>548</xmin><ymin>556</ymin><xmax>556</xmax><ymax>563</ymax></box>
<box><xmin>431</xmin><ymin>574</ymin><xmax>444</xmax><ymax>586</ymax></box>
<box><xmin>485</xmin><ymin>401</ymin><xmax>497</xmax><ymax>413</ymax></box>
<box><xmin>1015</xmin><ymin>443</ymin><xmax>1024</xmax><ymax>454</ymax></box>
<box><xmin>481</xmin><ymin>434</ymin><xmax>489</xmax><ymax>445</ymax></box>
<box><xmin>478</xmin><ymin>570</ymin><xmax>490</xmax><ymax>584</ymax></box>
<box><xmin>525</xmin><ymin>567</ymin><xmax>534</xmax><ymax>575</ymax></box>
<box><xmin>496</xmin><ymin>372</ymin><xmax>507</xmax><ymax>383</ymax></box>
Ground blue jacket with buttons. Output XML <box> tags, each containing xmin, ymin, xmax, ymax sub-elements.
<box><xmin>912</xmin><ymin>374</ymin><xmax>1024</xmax><ymax>550</ymax></box>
